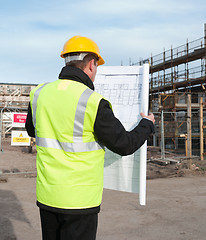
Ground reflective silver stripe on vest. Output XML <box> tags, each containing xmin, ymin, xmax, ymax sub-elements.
<box><xmin>36</xmin><ymin>136</ymin><xmax>103</xmax><ymax>152</ymax></box>
<box><xmin>32</xmin><ymin>83</ymin><xmax>103</xmax><ymax>152</ymax></box>
<box><xmin>32</xmin><ymin>83</ymin><xmax>49</xmax><ymax>128</ymax></box>
<box><xmin>73</xmin><ymin>88</ymin><xmax>93</xmax><ymax>142</ymax></box>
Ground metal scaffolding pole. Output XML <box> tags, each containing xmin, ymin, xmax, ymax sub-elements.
<box><xmin>161</xmin><ymin>111</ymin><xmax>165</xmax><ymax>160</ymax></box>
<box><xmin>0</xmin><ymin>107</ymin><xmax>6</xmax><ymax>152</ymax></box>
<box><xmin>200</xmin><ymin>97</ymin><xmax>204</xmax><ymax>160</ymax></box>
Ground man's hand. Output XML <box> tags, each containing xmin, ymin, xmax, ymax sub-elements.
<box><xmin>140</xmin><ymin>112</ymin><xmax>155</xmax><ymax>124</ymax></box>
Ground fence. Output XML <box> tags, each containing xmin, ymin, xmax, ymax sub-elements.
<box><xmin>0</xmin><ymin>107</ymin><xmax>28</xmax><ymax>151</ymax></box>
<box><xmin>149</xmin><ymin>110</ymin><xmax>206</xmax><ymax>158</ymax></box>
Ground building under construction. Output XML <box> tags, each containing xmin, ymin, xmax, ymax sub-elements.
<box><xmin>144</xmin><ymin>24</ymin><xmax>206</xmax><ymax>159</ymax></box>
<box><xmin>0</xmin><ymin>24</ymin><xmax>206</xmax><ymax>158</ymax></box>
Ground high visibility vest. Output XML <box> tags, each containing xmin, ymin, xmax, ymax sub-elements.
<box><xmin>30</xmin><ymin>79</ymin><xmax>105</xmax><ymax>209</ymax></box>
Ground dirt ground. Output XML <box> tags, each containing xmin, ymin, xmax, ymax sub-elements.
<box><xmin>1</xmin><ymin>138</ymin><xmax>206</xmax><ymax>240</ymax></box>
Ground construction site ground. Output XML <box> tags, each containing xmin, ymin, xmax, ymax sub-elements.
<box><xmin>0</xmin><ymin>138</ymin><xmax>206</xmax><ymax>240</ymax></box>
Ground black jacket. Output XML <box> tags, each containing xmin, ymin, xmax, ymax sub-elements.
<box><xmin>25</xmin><ymin>66</ymin><xmax>154</xmax><ymax>214</ymax></box>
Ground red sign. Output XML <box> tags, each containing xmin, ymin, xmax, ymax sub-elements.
<box><xmin>13</xmin><ymin>113</ymin><xmax>27</xmax><ymax>123</ymax></box>
<box><xmin>12</xmin><ymin>113</ymin><xmax>27</xmax><ymax>127</ymax></box>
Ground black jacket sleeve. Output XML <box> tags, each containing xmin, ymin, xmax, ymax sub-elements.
<box><xmin>25</xmin><ymin>103</ymin><xmax>35</xmax><ymax>137</ymax></box>
<box><xmin>94</xmin><ymin>99</ymin><xmax>154</xmax><ymax>156</ymax></box>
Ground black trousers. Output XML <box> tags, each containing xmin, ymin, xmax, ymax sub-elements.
<box><xmin>39</xmin><ymin>208</ymin><xmax>98</xmax><ymax>240</ymax></box>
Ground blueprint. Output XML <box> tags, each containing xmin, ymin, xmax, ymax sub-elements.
<box><xmin>95</xmin><ymin>65</ymin><xmax>149</xmax><ymax>205</ymax></box>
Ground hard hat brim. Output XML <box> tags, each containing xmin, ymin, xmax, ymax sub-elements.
<box><xmin>97</xmin><ymin>55</ymin><xmax>105</xmax><ymax>66</ymax></box>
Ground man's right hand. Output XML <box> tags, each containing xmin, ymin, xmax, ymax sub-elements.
<box><xmin>140</xmin><ymin>112</ymin><xmax>155</xmax><ymax>124</ymax></box>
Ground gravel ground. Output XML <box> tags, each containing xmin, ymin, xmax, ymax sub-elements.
<box><xmin>1</xmin><ymin>139</ymin><xmax>206</xmax><ymax>240</ymax></box>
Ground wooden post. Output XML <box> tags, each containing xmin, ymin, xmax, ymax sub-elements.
<box><xmin>185</xmin><ymin>134</ymin><xmax>188</xmax><ymax>157</ymax></box>
<box><xmin>187</xmin><ymin>94</ymin><xmax>192</xmax><ymax>168</ymax></box>
<box><xmin>200</xmin><ymin>97</ymin><xmax>204</xmax><ymax>160</ymax></box>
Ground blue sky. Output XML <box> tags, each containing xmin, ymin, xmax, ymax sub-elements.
<box><xmin>0</xmin><ymin>0</ymin><xmax>205</xmax><ymax>84</ymax></box>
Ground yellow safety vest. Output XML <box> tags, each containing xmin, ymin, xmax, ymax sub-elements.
<box><xmin>30</xmin><ymin>79</ymin><xmax>105</xmax><ymax>209</ymax></box>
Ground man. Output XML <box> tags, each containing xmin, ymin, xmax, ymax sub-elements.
<box><xmin>25</xmin><ymin>36</ymin><xmax>155</xmax><ymax>240</ymax></box>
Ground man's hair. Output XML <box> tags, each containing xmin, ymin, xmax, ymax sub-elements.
<box><xmin>65</xmin><ymin>53</ymin><xmax>98</xmax><ymax>70</ymax></box>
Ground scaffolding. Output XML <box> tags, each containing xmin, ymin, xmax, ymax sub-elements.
<box><xmin>145</xmin><ymin>24</ymin><xmax>206</xmax><ymax>159</ymax></box>
<box><xmin>0</xmin><ymin>83</ymin><xmax>36</xmax><ymax>149</ymax></box>
<box><xmin>152</xmin><ymin>95</ymin><xmax>206</xmax><ymax>153</ymax></box>
<box><xmin>0</xmin><ymin>83</ymin><xmax>36</xmax><ymax>109</ymax></box>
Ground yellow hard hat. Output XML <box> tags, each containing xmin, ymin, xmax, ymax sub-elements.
<box><xmin>60</xmin><ymin>36</ymin><xmax>105</xmax><ymax>66</ymax></box>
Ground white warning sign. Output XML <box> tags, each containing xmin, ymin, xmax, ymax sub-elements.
<box><xmin>11</xmin><ymin>131</ymin><xmax>31</xmax><ymax>146</ymax></box>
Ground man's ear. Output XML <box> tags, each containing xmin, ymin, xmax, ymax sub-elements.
<box><xmin>89</xmin><ymin>59</ymin><xmax>95</xmax><ymax>72</ymax></box>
